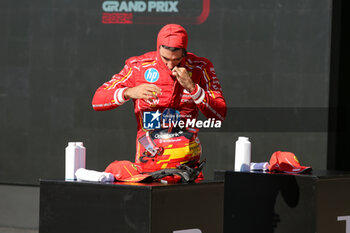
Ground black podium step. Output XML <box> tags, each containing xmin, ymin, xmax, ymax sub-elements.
<box><xmin>214</xmin><ymin>170</ymin><xmax>350</xmax><ymax>233</ymax></box>
<box><xmin>39</xmin><ymin>180</ymin><xmax>224</xmax><ymax>233</ymax></box>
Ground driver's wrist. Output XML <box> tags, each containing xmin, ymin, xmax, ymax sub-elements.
<box><xmin>123</xmin><ymin>87</ymin><xmax>131</xmax><ymax>99</ymax></box>
<box><xmin>187</xmin><ymin>83</ymin><xmax>196</xmax><ymax>93</ymax></box>
<box><xmin>114</xmin><ymin>87</ymin><xmax>129</xmax><ymax>105</ymax></box>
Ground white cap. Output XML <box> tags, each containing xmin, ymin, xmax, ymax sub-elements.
<box><xmin>76</xmin><ymin>142</ymin><xmax>84</xmax><ymax>146</ymax></box>
<box><xmin>68</xmin><ymin>142</ymin><xmax>76</xmax><ymax>146</ymax></box>
<box><xmin>238</xmin><ymin>136</ymin><xmax>249</xmax><ymax>140</ymax></box>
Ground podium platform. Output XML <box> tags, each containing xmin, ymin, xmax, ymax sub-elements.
<box><xmin>39</xmin><ymin>180</ymin><xmax>224</xmax><ymax>233</ymax></box>
<box><xmin>214</xmin><ymin>170</ymin><xmax>350</xmax><ymax>233</ymax></box>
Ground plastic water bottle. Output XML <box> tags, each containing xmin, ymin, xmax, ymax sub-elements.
<box><xmin>234</xmin><ymin>137</ymin><xmax>251</xmax><ymax>172</ymax></box>
<box><xmin>65</xmin><ymin>142</ymin><xmax>79</xmax><ymax>180</ymax></box>
<box><xmin>76</xmin><ymin>142</ymin><xmax>86</xmax><ymax>170</ymax></box>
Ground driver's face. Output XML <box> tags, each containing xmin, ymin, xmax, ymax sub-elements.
<box><xmin>159</xmin><ymin>46</ymin><xmax>184</xmax><ymax>70</ymax></box>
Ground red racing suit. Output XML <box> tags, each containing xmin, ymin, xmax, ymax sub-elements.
<box><xmin>92</xmin><ymin>51</ymin><xmax>226</xmax><ymax>165</ymax></box>
<box><xmin>92</xmin><ymin>24</ymin><xmax>226</xmax><ymax>172</ymax></box>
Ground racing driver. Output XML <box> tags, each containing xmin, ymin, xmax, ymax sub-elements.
<box><xmin>92</xmin><ymin>24</ymin><xmax>227</xmax><ymax>175</ymax></box>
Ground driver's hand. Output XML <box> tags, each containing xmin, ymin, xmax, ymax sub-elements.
<box><xmin>124</xmin><ymin>84</ymin><xmax>162</xmax><ymax>100</ymax></box>
<box><xmin>172</xmin><ymin>67</ymin><xmax>195</xmax><ymax>93</ymax></box>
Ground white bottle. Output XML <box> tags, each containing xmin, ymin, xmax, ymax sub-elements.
<box><xmin>234</xmin><ymin>137</ymin><xmax>251</xmax><ymax>172</ymax></box>
<box><xmin>65</xmin><ymin>142</ymin><xmax>79</xmax><ymax>180</ymax></box>
<box><xmin>76</xmin><ymin>142</ymin><xmax>86</xmax><ymax>170</ymax></box>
